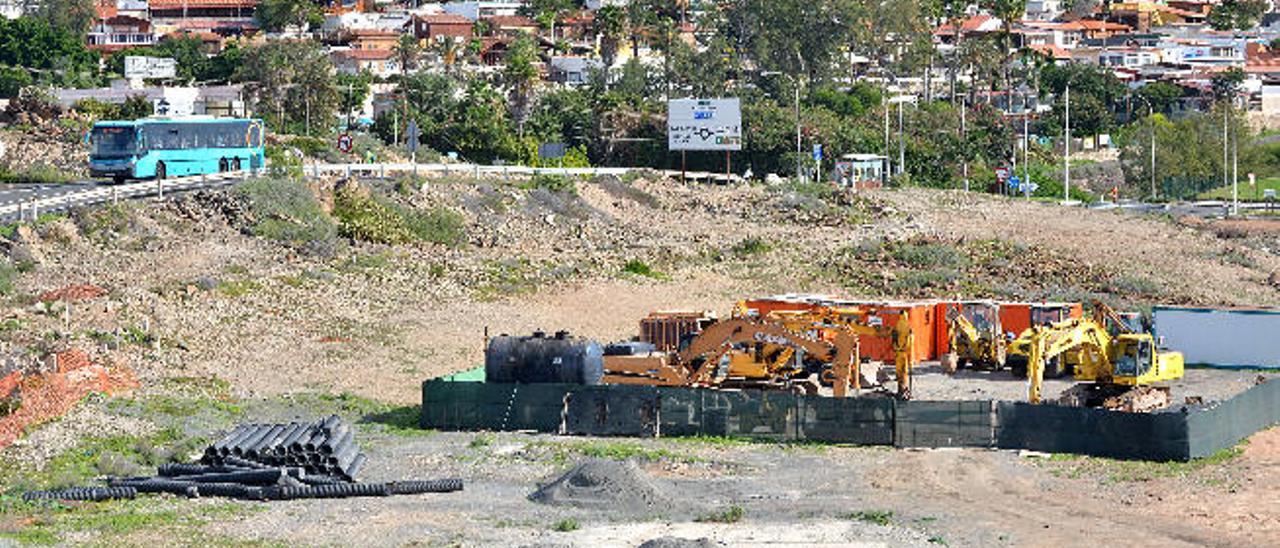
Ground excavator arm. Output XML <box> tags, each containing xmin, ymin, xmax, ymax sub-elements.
<box><xmin>1026</xmin><ymin>319</ymin><xmax>1112</xmax><ymax>403</ymax></box>
<box><xmin>678</xmin><ymin>317</ymin><xmax>857</xmax><ymax>391</ymax></box>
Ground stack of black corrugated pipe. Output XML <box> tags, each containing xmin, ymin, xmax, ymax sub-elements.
<box><xmin>21</xmin><ymin>416</ymin><xmax>464</xmax><ymax>502</ymax></box>
<box><xmin>201</xmin><ymin>416</ymin><xmax>366</xmax><ymax>482</ymax></box>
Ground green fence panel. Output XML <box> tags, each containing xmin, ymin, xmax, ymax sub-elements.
<box><xmin>656</xmin><ymin>387</ymin><xmax>705</xmax><ymax>437</ymax></box>
<box><xmin>895</xmin><ymin>400</ymin><xmax>995</xmax><ymax>448</ymax></box>
<box><xmin>996</xmin><ymin>402</ymin><xmax>1189</xmax><ymax>461</ymax></box>
<box><xmin>796</xmin><ymin>396</ymin><xmax>894</xmax><ymax>444</ymax></box>
<box><xmin>500</xmin><ymin>383</ymin><xmax>574</xmax><ymax>432</ymax></box>
<box><xmin>566</xmin><ymin>385</ymin><xmax>660</xmax><ymax>437</ymax></box>
<box><xmin>1186</xmin><ymin>380</ymin><xmax>1280</xmax><ymax>459</ymax></box>
<box><xmin>712</xmin><ymin>391</ymin><xmax>798</xmax><ymax>441</ymax></box>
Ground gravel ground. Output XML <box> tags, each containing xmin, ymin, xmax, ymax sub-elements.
<box><xmin>907</xmin><ymin>363</ymin><xmax>1265</xmax><ymax>404</ymax></box>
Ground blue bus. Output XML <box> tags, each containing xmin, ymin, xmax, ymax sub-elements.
<box><xmin>88</xmin><ymin>117</ymin><xmax>265</xmax><ymax>183</ymax></box>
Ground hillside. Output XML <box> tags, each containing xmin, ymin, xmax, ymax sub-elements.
<box><xmin>2</xmin><ymin>175</ymin><xmax>1276</xmax><ymax>404</ymax></box>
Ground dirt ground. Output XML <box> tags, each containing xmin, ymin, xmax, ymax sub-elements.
<box><xmin>200</xmin><ymin>424</ymin><xmax>1280</xmax><ymax>548</ymax></box>
<box><xmin>2</xmin><ymin>178</ymin><xmax>1279</xmax><ymax>546</ymax></box>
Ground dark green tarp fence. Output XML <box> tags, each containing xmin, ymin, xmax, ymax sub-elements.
<box><xmin>421</xmin><ymin>379</ymin><xmax>1280</xmax><ymax>461</ymax></box>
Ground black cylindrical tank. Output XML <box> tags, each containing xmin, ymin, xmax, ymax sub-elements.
<box><xmin>485</xmin><ymin>330</ymin><xmax>604</xmax><ymax>385</ymax></box>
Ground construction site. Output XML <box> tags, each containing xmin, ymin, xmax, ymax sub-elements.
<box><xmin>0</xmin><ymin>175</ymin><xmax>1277</xmax><ymax>546</ymax></box>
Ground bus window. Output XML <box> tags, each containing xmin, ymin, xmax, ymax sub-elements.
<box><xmin>89</xmin><ymin>126</ymin><xmax>136</xmax><ymax>157</ymax></box>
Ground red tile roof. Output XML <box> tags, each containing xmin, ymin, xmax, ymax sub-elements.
<box><xmin>484</xmin><ymin>15</ymin><xmax>538</xmax><ymax>28</ymax></box>
<box><xmin>1029</xmin><ymin>44</ymin><xmax>1071</xmax><ymax>59</ymax></box>
<box><xmin>935</xmin><ymin>15</ymin><xmax>996</xmax><ymax>36</ymax></box>
<box><xmin>334</xmin><ymin>48</ymin><xmax>396</xmax><ymax>61</ymax></box>
<box><xmin>149</xmin><ymin>0</ymin><xmax>259</xmax><ymax>7</ymax></box>
<box><xmin>417</xmin><ymin>13</ymin><xmax>472</xmax><ymax>25</ymax></box>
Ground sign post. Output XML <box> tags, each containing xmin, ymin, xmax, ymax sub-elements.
<box><xmin>812</xmin><ymin>144</ymin><xmax>823</xmax><ymax>183</ymax></box>
<box><xmin>337</xmin><ymin>133</ymin><xmax>354</xmax><ymax>154</ymax></box>
<box><xmin>405</xmin><ymin>119</ymin><xmax>421</xmax><ymax>177</ymax></box>
<box><xmin>668</xmin><ymin>98</ymin><xmax>743</xmax><ymax>182</ymax></box>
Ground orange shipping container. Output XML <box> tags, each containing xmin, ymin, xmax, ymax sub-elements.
<box><xmin>998</xmin><ymin>302</ymin><xmax>1083</xmax><ymax>337</ymax></box>
<box><xmin>848</xmin><ymin>301</ymin><xmax>939</xmax><ymax>363</ymax></box>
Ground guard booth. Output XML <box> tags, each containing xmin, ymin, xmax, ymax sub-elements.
<box><xmin>833</xmin><ymin>154</ymin><xmax>888</xmax><ymax>190</ymax></box>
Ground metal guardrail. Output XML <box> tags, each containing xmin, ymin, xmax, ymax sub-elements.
<box><xmin>0</xmin><ymin>170</ymin><xmax>254</xmax><ymax>222</ymax></box>
<box><xmin>303</xmin><ymin>162</ymin><xmax>744</xmax><ymax>184</ymax></box>
<box><xmin>0</xmin><ymin>162</ymin><xmax>742</xmax><ymax>223</ymax></box>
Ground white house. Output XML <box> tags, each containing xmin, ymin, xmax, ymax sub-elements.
<box><xmin>442</xmin><ymin>0</ymin><xmax>524</xmax><ymax>20</ymax></box>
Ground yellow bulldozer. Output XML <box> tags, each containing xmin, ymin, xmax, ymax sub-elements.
<box><xmin>1022</xmin><ymin>316</ymin><xmax>1184</xmax><ymax>411</ymax></box>
<box><xmin>603</xmin><ymin>306</ymin><xmax>918</xmax><ymax>398</ymax></box>
<box><xmin>940</xmin><ymin>301</ymin><xmax>1006</xmax><ymax>372</ymax></box>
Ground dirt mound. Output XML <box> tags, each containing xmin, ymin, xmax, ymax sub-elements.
<box><xmin>529</xmin><ymin>459</ymin><xmax>679</xmax><ymax>514</ymax></box>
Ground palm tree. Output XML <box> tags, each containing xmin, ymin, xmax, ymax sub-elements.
<box><xmin>435</xmin><ymin>36</ymin><xmax>462</xmax><ymax>73</ymax></box>
<box><xmin>595</xmin><ymin>5</ymin><xmax>626</xmax><ymax>67</ymax></box>
<box><xmin>394</xmin><ymin>34</ymin><xmax>422</xmax><ymax>74</ymax></box>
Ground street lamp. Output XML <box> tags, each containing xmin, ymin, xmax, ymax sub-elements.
<box><xmin>761</xmin><ymin>71</ymin><xmax>803</xmax><ymax>182</ymax></box>
<box><xmin>1063</xmin><ymin>84</ymin><xmax>1071</xmax><ymax>202</ymax></box>
<box><xmin>1133</xmin><ymin>94</ymin><xmax>1157</xmax><ymax>201</ymax></box>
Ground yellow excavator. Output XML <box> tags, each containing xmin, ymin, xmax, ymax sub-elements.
<box><xmin>603</xmin><ymin>308</ymin><xmax>917</xmax><ymax>399</ymax></box>
<box><xmin>1007</xmin><ymin>300</ymin><xmax>1146</xmax><ymax>379</ymax></box>
<box><xmin>766</xmin><ymin>307</ymin><xmax>917</xmax><ymax>399</ymax></box>
<box><xmin>1024</xmin><ymin>316</ymin><xmax>1184</xmax><ymax>411</ymax></box>
<box><xmin>940</xmin><ymin>301</ymin><xmax>1006</xmax><ymax>372</ymax></box>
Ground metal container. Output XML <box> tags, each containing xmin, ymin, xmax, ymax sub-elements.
<box><xmin>485</xmin><ymin>330</ymin><xmax>603</xmax><ymax>385</ymax></box>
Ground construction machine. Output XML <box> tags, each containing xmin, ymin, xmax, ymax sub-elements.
<box><xmin>603</xmin><ymin>307</ymin><xmax>918</xmax><ymax>399</ymax></box>
<box><xmin>940</xmin><ymin>301</ymin><xmax>1006</xmax><ymax>372</ymax></box>
<box><xmin>1023</xmin><ymin>317</ymin><xmax>1184</xmax><ymax>411</ymax></box>
<box><xmin>1007</xmin><ymin>301</ymin><xmax>1146</xmax><ymax>378</ymax></box>
<box><xmin>764</xmin><ymin>307</ymin><xmax>918</xmax><ymax>399</ymax></box>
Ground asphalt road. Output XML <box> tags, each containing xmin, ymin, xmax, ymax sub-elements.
<box><xmin>0</xmin><ymin>181</ymin><xmax>100</xmax><ymax>209</ymax></box>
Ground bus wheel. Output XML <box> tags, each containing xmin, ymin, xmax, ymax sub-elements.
<box><xmin>112</xmin><ymin>175</ymin><xmax>125</xmax><ymax>185</ymax></box>
<box><xmin>232</xmin><ymin>158</ymin><xmax>241</xmax><ymax>171</ymax></box>
<box><xmin>218</xmin><ymin>158</ymin><xmax>227</xmax><ymax>172</ymax></box>
<box><xmin>156</xmin><ymin>162</ymin><xmax>167</xmax><ymax>180</ymax></box>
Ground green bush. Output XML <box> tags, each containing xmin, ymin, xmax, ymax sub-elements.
<box><xmin>0</xmin><ymin>259</ymin><xmax>18</xmax><ymax>295</ymax></box>
<box><xmin>886</xmin><ymin>241</ymin><xmax>969</xmax><ymax>269</ymax></box>
<box><xmin>551</xmin><ymin>518</ymin><xmax>579</xmax><ymax>532</ymax></box>
<box><xmin>696</xmin><ymin>505</ymin><xmax>744</xmax><ymax>523</ymax></box>
<box><xmin>622</xmin><ymin>259</ymin><xmax>665</xmax><ymax>279</ymax></box>
<box><xmin>264</xmin><ymin>145</ymin><xmax>303</xmax><ymax>179</ymax></box>
<box><xmin>731</xmin><ymin>237</ymin><xmax>773</xmax><ymax>256</ymax></box>
<box><xmin>333</xmin><ymin>188</ymin><xmax>417</xmax><ymax>245</ymax></box>
<box><xmin>0</xmin><ymin>164</ymin><xmax>74</xmax><ymax>184</ymax></box>
<box><xmin>333</xmin><ymin>188</ymin><xmax>466</xmax><ymax>247</ymax></box>
<box><xmin>395</xmin><ymin>203</ymin><xmax>466</xmax><ymax>247</ymax></box>
<box><xmin>523</xmin><ymin>174</ymin><xmax>577</xmax><ymax>194</ymax></box>
<box><xmin>236</xmin><ymin>178</ymin><xmax>337</xmax><ymax>247</ymax></box>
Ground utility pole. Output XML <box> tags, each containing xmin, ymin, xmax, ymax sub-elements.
<box><xmin>1223</xmin><ymin>103</ymin><xmax>1229</xmax><ymax>211</ymax></box>
<box><xmin>961</xmin><ymin>99</ymin><xmax>968</xmax><ymax>192</ymax></box>
<box><xmin>795</xmin><ymin>77</ymin><xmax>802</xmax><ymax>183</ymax></box>
<box><xmin>1063</xmin><ymin>84</ymin><xmax>1071</xmax><ymax>202</ymax></box>
<box><xmin>1233</xmin><ymin>105</ymin><xmax>1239</xmax><ymax>216</ymax></box>
<box><xmin>1149</xmin><ymin>105</ymin><xmax>1156</xmax><ymax>201</ymax></box>
<box><xmin>897</xmin><ymin>98</ymin><xmax>905</xmax><ymax>177</ymax></box>
<box><xmin>1023</xmin><ymin>92</ymin><xmax>1030</xmax><ymax>190</ymax></box>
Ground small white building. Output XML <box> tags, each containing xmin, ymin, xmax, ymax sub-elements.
<box><xmin>332</xmin><ymin>49</ymin><xmax>401</xmax><ymax>78</ymax></box>
<box><xmin>442</xmin><ymin>0</ymin><xmax>524</xmax><ymax>20</ymax></box>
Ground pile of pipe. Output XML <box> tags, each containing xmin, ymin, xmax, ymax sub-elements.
<box><xmin>21</xmin><ymin>416</ymin><xmax>464</xmax><ymax>503</ymax></box>
<box><xmin>201</xmin><ymin>415</ymin><xmax>365</xmax><ymax>481</ymax></box>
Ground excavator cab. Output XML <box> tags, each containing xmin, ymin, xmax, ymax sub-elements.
<box><xmin>1109</xmin><ymin>334</ymin><xmax>1183</xmax><ymax>386</ymax></box>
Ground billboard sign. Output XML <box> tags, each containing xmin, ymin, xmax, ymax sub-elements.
<box><xmin>667</xmin><ymin>98</ymin><xmax>742</xmax><ymax>151</ymax></box>
<box><xmin>124</xmin><ymin>56</ymin><xmax>177</xmax><ymax>79</ymax></box>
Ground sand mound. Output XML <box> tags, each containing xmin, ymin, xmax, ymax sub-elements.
<box><xmin>528</xmin><ymin>459</ymin><xmax>678</xmax><ymax>514</ymax></box>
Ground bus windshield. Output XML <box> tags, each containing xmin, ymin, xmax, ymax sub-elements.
<box><xmin>90</xmin><ymin>126</ymin><xmax>137</xmax><ymax>157</ymax></box>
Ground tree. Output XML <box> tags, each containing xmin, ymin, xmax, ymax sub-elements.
<box><xmin>117</xmin><ymin>94</ymin><xmax>154</xmax><ymax>120</ymax></box>
<box><xmin>720</xmin><ymin>0</ymin><xmax>861</xmax><ymax>82</ymax></box>
<box><xmin>34</xmin><ymin>0</ymin><xmax>97</xmax><ymax>37</ymax></box>
<box><xmin>238</xmin><ymin>40</ymin><xmax>338</xmax><ymax>135</ymax></box>
<box><xmin>255</xmin><ymin>0</ymin><xmax>324</xmax><ymax>32</ymax></box>
<box><xmin>433</xmin><ymin>36</ymin><xmax>464</xmax><ymax>73</ymax></box>
<box><xmin>0</xmin><ymin>66</ymin><xmax>33</xmax><ymax>99</ymax></box>
<box><xmin>1134</xmin><ymin>82</ymin><xmax>1183</xmax><ymax>114</ymax></box>
<box><xmin>336</xmin><ymin>71</ymin><xmax>373</xmax><ymax>127</ymax></box>
<box><xmin>1211</xmin><ymin>67</ymin><xmax>1245</xmax><ymax>101</ymax></box>
<box><xmin>1208</xmin><ymin>0</ymin><xmax>1269</xmax><ymax>31</ymax></box>
<box><xmin>594</xmin><ymin>5</ymin><xmax>626</xmax><ymax>67</ymax></box>
<box><xmin>394</xmin><ymin>34</ymin><xmax>421</xmax><ymax>74</ymax></box>
<box><xmin>503</xmin><ymin>35</ymin><xmax>540</xmax><ymax>133</ymax></box>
